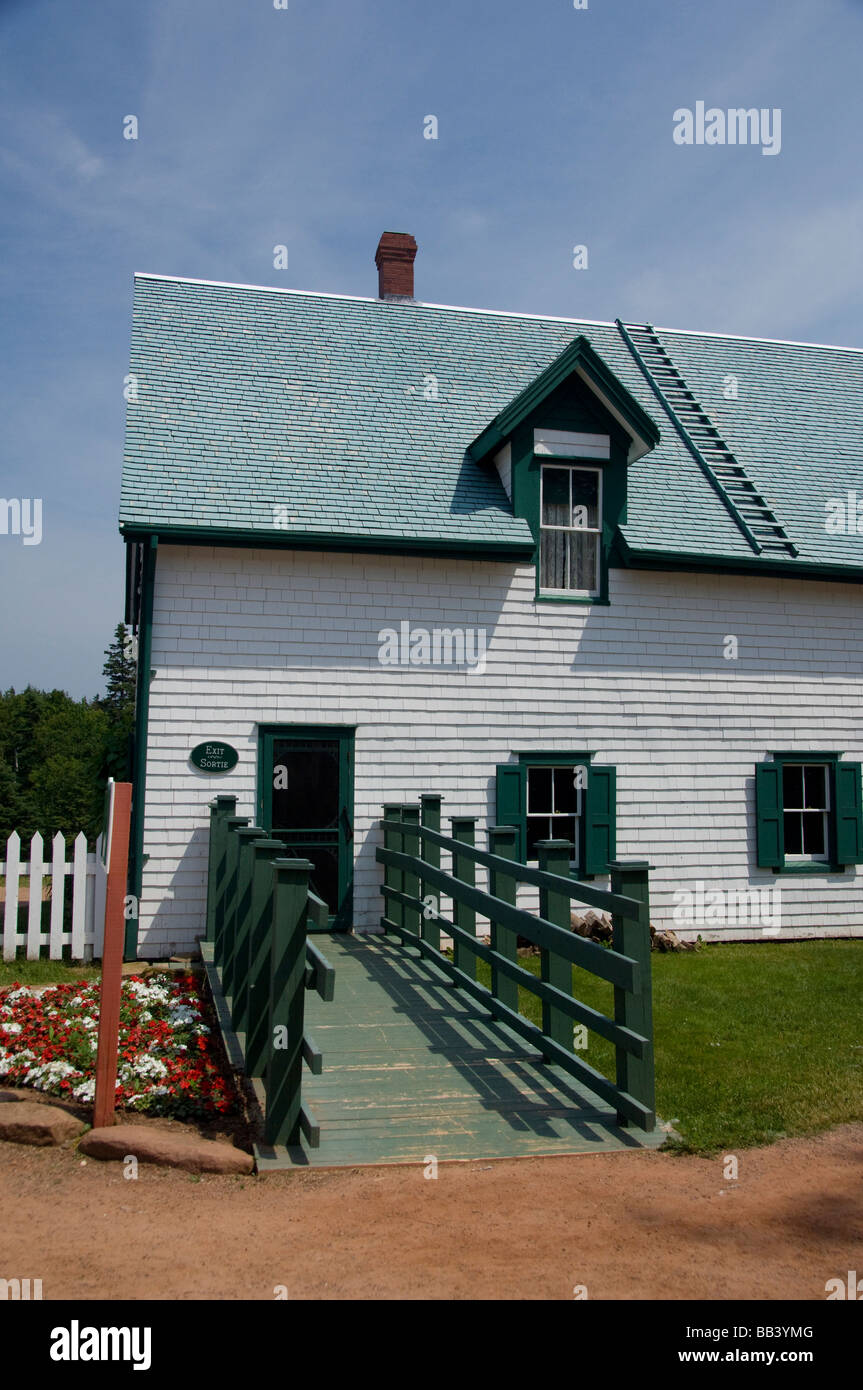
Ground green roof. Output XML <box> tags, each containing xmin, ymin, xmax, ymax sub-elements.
<box><xmin>120</xmin><ymin>274</ymin><xmax>863</xmax><ymax>576</ymax></box>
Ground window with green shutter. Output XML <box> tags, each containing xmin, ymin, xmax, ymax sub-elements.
<box><xmin>755</xmin><ymin>753</ymin><xmax>863</xmax><ymax>872</ymax></box>
<box><xmin>495</xmin><ymin>753</ymin><xmax>617</xmax><ymax>875</ymax></box>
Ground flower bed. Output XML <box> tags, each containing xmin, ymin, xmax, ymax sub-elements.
<box><xmin>0</xmin><ymin>972</ymin><xmax>239</xmax><ymax>1119</ymax></box>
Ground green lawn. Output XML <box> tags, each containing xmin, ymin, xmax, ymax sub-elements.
<box><xmin>476</xmin><ymin>940</ymin><xmax>863</xmax><ymax>1154</ymax></box>
<box><xmin>0</xmin><ymin>957</ymin><xmax>102</xmax><ymax>988</ymax></box>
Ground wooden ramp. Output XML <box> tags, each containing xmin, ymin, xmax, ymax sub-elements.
<box><xmin>254</xmin><ymin>934</ymin><xmax>666</xmax><ymax>1170</ymax></box>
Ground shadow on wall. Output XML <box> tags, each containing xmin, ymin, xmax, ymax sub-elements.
<box><xmin>137</xmin><ymin>825</ymin><xmax>210</xmax><ymax>961</ymax></box>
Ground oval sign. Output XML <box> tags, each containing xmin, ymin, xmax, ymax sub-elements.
<box><xmin>190</xmin><ymin>740</ymin><xmax>239</xmax><ymax>774</ymax></box>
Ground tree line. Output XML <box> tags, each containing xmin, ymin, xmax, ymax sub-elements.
<box><xmin>0</xmin><ymin>624</ymin><xmax>136</xmax><ymax>844</ymax></box>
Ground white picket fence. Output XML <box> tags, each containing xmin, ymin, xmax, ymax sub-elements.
<box><xmin>1</xmin><ymin>831</ymin><xmax>107</xmax><ymax>962</ymax></box>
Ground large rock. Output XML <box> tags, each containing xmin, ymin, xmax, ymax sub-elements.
<box><xmin>0</xmin><ymin>1101</ymin><xmax>86</xmax><ymax>1145</ymax></box>
<box><xmin>80</xmin><ymin>1124</ymin><xmax>254</xmax><ymax>1175</ymax></box>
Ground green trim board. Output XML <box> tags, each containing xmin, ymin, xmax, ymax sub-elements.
<box><xmin>118</xmin><ymin>521</ymin><xmax>863</xmax><ymax>590</ymax></box>
<box><xmin>125</xmin><ymin>533</ymin><xmax>157</xmax><ymax>958</ymax></box>
<box><xmin>118</xmin><ymin>522</ymin><xmax>535</xmax><ymax>563</ymax></box>
<box><xmin>614</xmin><ymin>534</ymin><xmax>863</xmax><ymax>586</ymax></box>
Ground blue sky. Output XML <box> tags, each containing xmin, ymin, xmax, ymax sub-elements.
<box><xmin>1</xmin><ymin>0</ymin><xmax>861</xmax><ymax>696</ymax></box>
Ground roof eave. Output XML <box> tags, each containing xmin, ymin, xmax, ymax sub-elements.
<box><xmin>616</xmin><ymin>530</ymin><xmax>863</xmax><ymax>584</ymax></box>
<box><xmin>117</xmin><ymin>520</ymin><xmax>536</xmax><ymax>563</ymax></box>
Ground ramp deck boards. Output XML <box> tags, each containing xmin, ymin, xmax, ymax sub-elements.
<box><xmin>243</xmin><ymin>934</ymin><xmax>665</xmax><ymax>1170</ymax></box>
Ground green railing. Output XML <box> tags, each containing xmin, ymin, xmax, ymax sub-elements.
<box><xmin>376</xmin><ymin>796</ymin><xmax>655</xmax><ymax>1131</ymax></box>
<box><xmin>203</xmin><ymin>795</ymin><xmax>335</xmax><ymax>1148</ymax></box>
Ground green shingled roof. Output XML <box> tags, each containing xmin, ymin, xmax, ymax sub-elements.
<box><xmin>119</xmin><ymin>274</ymin><xmax>863</xmax><ymax>575</ymax></box>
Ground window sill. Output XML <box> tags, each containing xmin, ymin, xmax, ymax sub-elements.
<box><xmin>534</xmin><ymin>593</ymin><xmax>609</xmax><ymax>607</ymax></box>
<box><xmin>772</xmin><ymin>862</ymin><xmax>844</xmax><ymax>875</ymax></box>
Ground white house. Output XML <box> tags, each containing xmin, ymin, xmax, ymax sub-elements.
<box><xmin>119</xmin><ymin>233</ymin><xmax>863</xmax><ymax>958</ymax></box>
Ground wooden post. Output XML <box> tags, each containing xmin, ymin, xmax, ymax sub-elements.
<box><xmin>538</xmin><ymin>840</ymin><xmax>573</xmax><ymax>1057</ymax></box>
<box><xmin>265</xmin><ymin>858</ymin><xmax>312</xmax><ymax>1146</ymax></box>
<box><xmin>216</xmin><ymin>814</ymin><xmax>248</xmax><ymax>972</ymax></box>
<box><xmin>226</xmin><ymin>825</ymin><xmax>262</xmax><ymax>1016</ymax></box>
<box><xmin>401</xmin><ymin>804</ymin><xmax>421</xmax><ymax>942</ymax></box>
<box><xmin>420</xmin><ymin>794</ymin><xmax>442</xmax><ymax>951</ymax></box>
<box><xmin>92</xmin><ymin>782</ymin><xmax>132</xmax><ymax>1131</ymax></box>
<box><xmin>245</xmin><ymin>838</ymin><xmax>289</xmax><ymax>1076</ymax></box>
<box><xmin>609</xmin><ymin>860</ymin><xmax>655</xmax><ymax>1129</ymax></box>
<box><xmin>488</xmin><ymin>825</ymin><xmax>518</xmax><ymax>1015</ymax></box>
<box><xmin>205</xmin><ymin>795</ymin><xmax>237</xmax><ymax>944</ymax></box>
<box><xmin>450</xmin><ymin>817</ymin><xmax>477</xmax><ymax>980</ymax></box>
<box><xmin>381</xmin><ymin>804</ymin><xmax>403</xmax><ymax>934</ymax></box>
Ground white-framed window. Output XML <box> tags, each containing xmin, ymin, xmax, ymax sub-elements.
<box><xmin>781</xmin><ymin>763</ymin><xmax>830</xmax><ymax>862</ymax></box>
<box><xmin>539</xmin><ymin>464</ymin><xmax>601</xmax><ymax>596</ymax></box>
<box><xmin>525</xmin><ymin>764</ymin><xmax>582</xmax><ymax>864</ymax></box>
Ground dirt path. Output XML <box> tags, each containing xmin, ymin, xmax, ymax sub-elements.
<box><xmin>2</xmin><ymin>1124</ymin><xmax>861</xmax><ymax>1300</ymax></box>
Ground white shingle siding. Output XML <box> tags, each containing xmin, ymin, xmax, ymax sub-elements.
<box><xmin>135</xmin><ymin>544</ymin><xmax>863</xmax><ymax>956</ymax></box>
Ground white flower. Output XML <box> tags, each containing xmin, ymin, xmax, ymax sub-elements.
<box><xmin>118</xmin><ymin>1054</ymin><xmax>168</xmax><ymax>1082</ymax></box>
<box><xmin>23</xmin><ymin>1059</ymin><xmax>80</xmax><ymax>1089</ymax></box>
<box><xmin>167</xmin><ymin>1004</ymin><xmax>197</xmax><ymax>1027</ymax></box>
<box><xmin>125</xmin><ymin>980</ymin><xmax>172</xmax><ymax>1008</ymax></box>
<box><xmin>0</xmin><ymin>1022</ymin><xmax>23</xmax><ymax>1034</ymax></box>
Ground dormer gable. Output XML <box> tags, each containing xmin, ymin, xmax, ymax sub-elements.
<box><xmin>467</xmin><ymin>334</ymin><xmax>660</xmax><ymax>468</ymax></box>
<box><xmin>467</xmin><ymin>336</ymin><xmax>661</xmax><ymax>605</ymax></box>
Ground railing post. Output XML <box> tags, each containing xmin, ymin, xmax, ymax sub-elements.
<box><xmin>419</xmin><ymin>794</ymin><xmax>442</xmax><ymax>951</ymax></box>
<box><xmin>265</xmin><ymin>858</ymin><xmax>312</xmax><ymax>1146</ymax></box>
<box><xmin>538</xmin><ymin>840</ymin><xmax>573</xmax><ymax>1056</ymax></box>
<box><xmin>381</xmin><ymin>804</ymin><xmax>403</xmax><ymax>934</ymax></box>
<box><xmin>245</xmin><ymin>837</ymin><xmax>289</xmax><ymax>1076</ymax></box>
<box><xmin>609</xmin><ymin>860</ymin><xmax>654</xmax><ymax>1129</ymax></box>
<box><xmin>450</xmin><ymin>817</ymin><xmax>477</xmax><ymax>980</ymax></box>
<box><xmin>216</xmin><ymin>814</ymin><xmax>249</xmax><ymax>973</ymax></box>
<box><xmin>488</xmin><ymin>825</ymin><xmax>518</xmax><ymax>1015</ymax></box>
<box><xmin>206</xmin><ymin>796</ymin><xmax>237</xmax><ymax>944</ymax></box>
<box><xmin>226</xmin><ymin>825</ymin><xmax>262</xmax><ymax>1016</ymax></box>
<box><xmin>401</xmin><ymin>804</ymin><xmax>421</xmax><ymax>941</ymax></box>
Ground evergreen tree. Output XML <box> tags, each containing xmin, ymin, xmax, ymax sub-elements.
<box><xmin>98</xmin><ymin>622</ymin><xmax>137</xmax><ymax>781</ymax></box>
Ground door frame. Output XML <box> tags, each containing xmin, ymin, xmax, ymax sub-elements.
<box><xmin>256</xmin><ymin>723</ymin><xmax>356</xmax><ymax>931</ymax></box>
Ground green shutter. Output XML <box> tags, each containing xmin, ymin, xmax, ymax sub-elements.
<box><xmin>834</xmin><ymin>762</ymin><xmax>863</xmax><ymax>865</ymax></box>
<box><xmin>755</xmin><ymin>763</ymin><xmax>784</xmax><ymax>869</ymax></box>
<box><xmin>583</xmin><ymin>765</ymin><xmax>616</xmax><ymax>876</ymax></box>
<box><xmin>495</xmin><ymin>763</ymin><xmax>526</xmax><ymax>862</ymax></box>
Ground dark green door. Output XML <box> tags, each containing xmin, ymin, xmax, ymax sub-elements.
<box><xmin>258</xmin><ymin>725</ymin><xmax>354</xmax><ymax>931</ymax></box>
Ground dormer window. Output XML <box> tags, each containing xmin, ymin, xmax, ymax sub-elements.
<box><xmin>540</xmin><ymin>464</ymin><xmax>602</xmax><ymax>596</ymax></box>
<box><xmin>467</xmin><ymin>333</ymin><xmax>661</xmax><ymax>612</ymax></box>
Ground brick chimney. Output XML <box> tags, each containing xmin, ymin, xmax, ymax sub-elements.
<box><xmin>375</xmin><ymin>231</ymin><xmax>417</xmax><ymax>300</ymax></box>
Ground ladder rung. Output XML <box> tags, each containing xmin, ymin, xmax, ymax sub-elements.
<box><xmin>621</xmin><ymin>319</ymin><xmax>796</xmax><ymax>558</ymax></box>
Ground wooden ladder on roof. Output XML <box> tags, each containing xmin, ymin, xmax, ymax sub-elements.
<box><xmin>617</xmin><ymin>320</ymin><xmax>798</xmax><ymax>559</ymax></box>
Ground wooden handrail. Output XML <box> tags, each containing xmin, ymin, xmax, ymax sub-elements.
<box><xmin>380</xmin><ymin>817</ymin><xmax>644</xmax><ymax>920</ymax></box>
<box><xmin>378</xmin><ymin>798</ymin><xmax>656</xmax><ymax>1133</ymax></box>
<box><xmin>378</xmin><ymin>846</ymin><xmax>639</xmax><ymax>990</ymax></box>
<box><xmin>381</xmin><ymin>883</ymin><xmax>648</xmax><ymax>1056</ymax></box>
